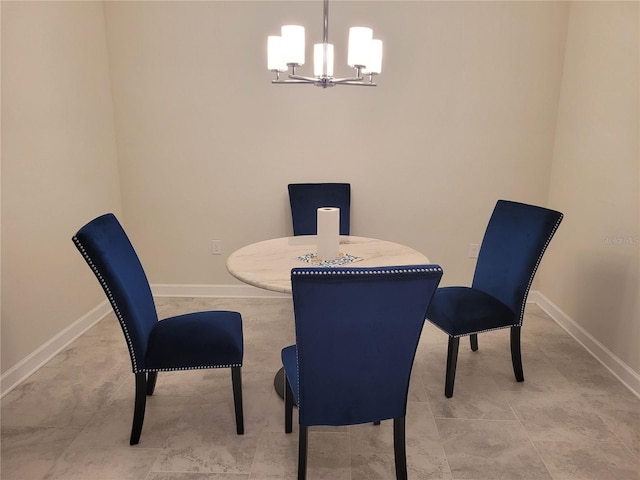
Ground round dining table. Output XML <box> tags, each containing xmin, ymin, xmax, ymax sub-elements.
<box><xmin>226</xmin><ymin>235</ymin><xmax>430</xmax><ymax>294</ymax></box>
<box><xmin>226</xmin><ymin>235</ymin><xmax>431</xmax><ymax>398</ymax></box>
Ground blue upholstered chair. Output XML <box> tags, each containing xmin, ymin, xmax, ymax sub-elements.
<box><xmin>72</xmin><ymin>213</ymin><xmax>244</xmax><ymax>445</ymax></box>
<box><xmin>276</xmin><ymin>182</ymin><xmax>351</xmax><ymax>395</ymax></box>
<box><xmin>288</xmin><ymin>183</ymin><xmax>351</xmax><ymax>235</ymax></box>
<box><xmin>282</xmin><ymin>265</ymin><xmax>443</xmax><ymax>480</ymax></box>
<box><xmin>426</xmin><ymin>200</ymin><xmax>563</xmax><ymax>398</ymax></box>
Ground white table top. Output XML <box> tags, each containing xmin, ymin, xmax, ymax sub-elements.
<box><xmin>226</xmin><ymin>235</ymin><xmax>430</xmax><ymax>294</ymax></box>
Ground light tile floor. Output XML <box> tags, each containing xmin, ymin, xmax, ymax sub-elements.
<box><xmin>2</xmin><ymin>297</ymin><xmax>639</xmax><ymax>480</ymax></box>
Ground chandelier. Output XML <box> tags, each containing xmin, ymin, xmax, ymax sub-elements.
<box><xmin>267</xmin><ymin>0</ymin><xmax>383</xmax><ymax>88</ymax></box>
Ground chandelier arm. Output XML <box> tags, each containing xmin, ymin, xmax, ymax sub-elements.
<box><xmin>336</xmin><ymin>81</ymin><xmax>377</xmax><ymax>87</ymax></box>
<box><xmin>331</xmin><ymin>76</ymin><xmax>365</xmax><ymax>84</ymax></box>
<box><xmin>272</xmin><ymin>80</ymin><xmax>315</xmax><ymax>84</ymax></box>
<box><xmin>289</xmin><ymin>74</ymin><xmax>318</xmax><ymax>82</ymax></box>
<box><xmin>277</xmin><ymin>75</ymin><xmax>376</xmax><ymax>86</ymax></box>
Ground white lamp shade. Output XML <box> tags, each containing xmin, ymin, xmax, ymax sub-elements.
<box><xmin>281</xmin><ymin>25</ymin><xmax>305</xmax><ymax>66</ymax></box>
<box><xmin>267</xmin><ymin>36</ymin><xmax>288</xmax><ymax>72</ymax></box>
<box><xmin>347</xmin><ymin>27</ymin><xmax>373</xmax><ymax>68</ymax></box>
<box><xmin>314</xmin><ymin>43</ymin><xmax>334</xmax><ymax>77</ymax></box>
<box><xmin>363</xmin><ymin>39</ymin><xmax>383</xmax><ymax>74</ymax></box>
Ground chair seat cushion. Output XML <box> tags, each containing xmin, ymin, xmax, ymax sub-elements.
<box><xmin>426</xmin><ymin>287</ymin><xmax>516</xmax><ymax>337</ymax></box>
<box><xmin>281</xmin><ymin>345</ymin><xmax>299</xmax><ymax>404</ymax></box>
<box><xmin>144</xmin><ymin>311</ymin><xmax>243</xmax><ymax>371</ymax></box>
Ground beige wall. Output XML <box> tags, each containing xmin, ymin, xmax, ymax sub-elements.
<box><xmin>1</xmin><ymin>2</ymin><xmax>122</xmax><ymax>374</ymax></box>
<box><xmin>3</xmin><ymin>1</ymin><xmax>637</xmax><ymax>389</ymax></box>
<box><xmin>539</xmin><ymin>1</ymin><xmax>640</xmax><ymax>373</ymax></box>
<box><xmin>103</xmin><ymin>1</ymin><xmax>568</xmax><ymax>287</ymax></box>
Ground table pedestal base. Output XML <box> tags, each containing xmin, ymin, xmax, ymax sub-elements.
<box><xmin>274</xmin><ymin>367</ymin><xmax>300</xmax><ymax>407</ymax></box>
<box><xmin>274</xmin><ymin>367</ymin><xmax>287</xmax><ymax>399</ymax></box>
<box><xmin>274</xmin><ymin>367</ymin><xmax>379</xmax><ymax>425</ymax></box>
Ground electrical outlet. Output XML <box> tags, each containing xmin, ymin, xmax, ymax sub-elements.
<box><xmin>467</xmin><ymin>243</ymin><xmax>480</xmax><ymax>258</ymax></box>
<box><xmin>211</xmin><ymin>240</ymin><xmax>222</xmax><ymax>255</ymax></box>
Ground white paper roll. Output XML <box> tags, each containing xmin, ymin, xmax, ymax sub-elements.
<box><xmin>317</xmin><ymin>207</ymin><xmax>340</xmax><ymax>260</ymax></box>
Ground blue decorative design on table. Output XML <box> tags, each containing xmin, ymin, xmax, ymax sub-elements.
<box><xmin>296</xmin><ymin>252</ymin><xmax>363</xmax><ymax>267</ymax></box>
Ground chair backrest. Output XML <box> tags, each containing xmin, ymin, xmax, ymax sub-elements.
<box><xmin>72</xmin><ymin>213</ymin><xmax>158</xmax><ymax>373</ymax></box>
<box><xmin>288</xmin><ymin>183</ymin><xmax>351</xmax><ymax>235</ymax></box>
<box><xmin>472</xmin><ymin>200</ymin><xmax>563</xmax><ymax>323</ymax></box>
<box><xmin>290</xmin><ymin>265</ymin><xmax>443</xmax><ymax>427</ymax></box>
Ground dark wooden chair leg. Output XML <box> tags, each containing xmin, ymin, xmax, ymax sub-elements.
<box><xmin>470</xmin><ymin>333</ymin><xmax>478</xmax><ymax>351</ymax></box>
<box><xmin>231</xmin><ymin>367</ymin><xmax>244</xmax><ymax>434</ymax></box>
<box><xmin>393</xmin><ymin>417</ymin><xmax>408</xmax><ymax>480</ymax></box>
<box><xmin>285</xmin><ymin>375</ymin><xmax>294</xmax><ymax>434</ymax></box>
<box><xmin>130</xmin><ymin>372</ymin><xmax>147</xmax><ymax>445</ymax></box>
<box><xmin>445</xmin><ymin>336</ymin><xmax>460</xmax><ymax>398</ymax></box>
<box><xmin>510</xmin><ymin>326</ymin><xmax>524</xmax><ymax>382</ymax></box>
<box><xmin>146</xmin><ymin>371</ymin><xmax>157</xmax><ymax>395</ymax></box>
<box><xmin>298</xmin><ymin>425</ymin><xmax>308</xmax><ymax>480</ymax></box>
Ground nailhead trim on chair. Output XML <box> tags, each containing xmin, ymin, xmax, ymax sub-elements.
<box><xmin>442</xmin><ymin>324</ymin><xmax>520</xmax><ymax>339</ymax></box>
<box><xmin>73</xmin><ymin>236</ymin><xmax>141</xmax><ymax>372</ymax></box>
<box><xmin>516</xmin><ymin>213</ymin><xmax>564</xmax><ymax>328</ymax></box>
<box><xmin>142</xmin><ymin>364</ymin><xmax>241</xmax><ymax>373</ymax></box>
<box><xmin>292</xmin><ymin>266</ymin><xmax>443</xmax><ymax>276</ymax></box>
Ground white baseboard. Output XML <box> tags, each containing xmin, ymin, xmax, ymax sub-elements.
<box><xmin>0</xmin><ymin>285</ymin><xmax>285</xmax><ymax>398</ymax></box>
<box><xmin>151</xmin><ymin>283</ymin><xmax>289</xmax><ymax>298</ymax></box>
<box><xmin>4</xmin><ymin>287</ymin><xmax>637</xmax><ymax>400</ymax></box>
<box><xmin>0</xmin><ymin>300</ymin><xmax>112</xmax><ymax>398</ymax></box>
<box><xmin>531</xmin><ymin>290</ymin><xmax>640</xmax><ymax>399</ymax></box>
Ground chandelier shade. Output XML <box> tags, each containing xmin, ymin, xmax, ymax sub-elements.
<box><xmin>314</xmin><ymin>43</ymin><xmax>334</xmax><ymax>77</ymax></box>
<box><xmin>267</xmin><ymin>36</ymin><xmax>287</xmax><ymax>72</ymax></box>
<box><xmin>267</xmin><ymin>0</ymin><xmax>383</xmax><ymax>88</ymax></box>
<box><xmin>363</xmin><ymin>39</ymin><xmax>383</xmax><ymax>75</ymax></box>
<box><xmin>347</xmin><ymin>27</ymin><xmax>373</xmax><ymax>68</ymax></box>
<box><xmin>281</xmin><ymin>25</ymin><xmax>306</xmax><ymax>66</ymax></box>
